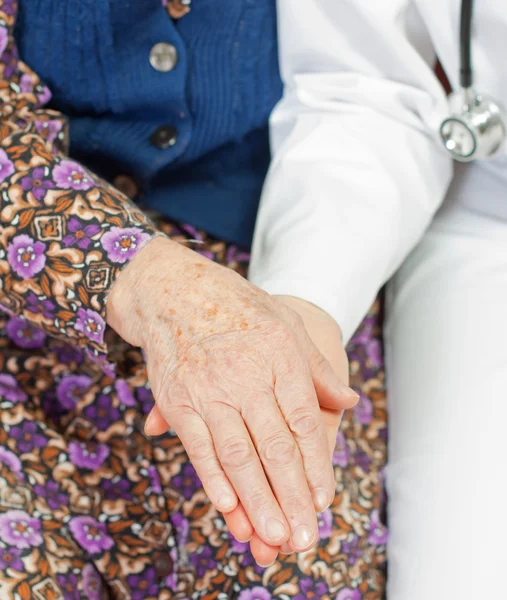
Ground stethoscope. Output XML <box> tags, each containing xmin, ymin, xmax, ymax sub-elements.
<box><xmin>439</xmin><ymin>0</ymin><xmax>506</xmax><ymax>161</ymax></box>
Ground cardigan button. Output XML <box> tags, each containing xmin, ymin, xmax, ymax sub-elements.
<box><xmin>149</xmin><ymin>42</ymin><xmax>178</xmax><ymax>72</ymax></box>
<box><xmin>151</xmin><ymin>125</ymin><xmax>178</xmax><ymax>149</ymax></box>
<box><xmin>113</xmin><ymin>174</ymin><xmax>138</xmax><ymax>199</ymax></box>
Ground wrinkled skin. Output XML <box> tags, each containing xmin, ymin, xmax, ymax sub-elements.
<box><xmin>107</xmin><ymin>236</ymin><xmax>356</xmax><ymax>563</ymax></box>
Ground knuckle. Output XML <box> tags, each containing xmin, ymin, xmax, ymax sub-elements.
<box><xmin>187</xmin><ymin>436</ymin><xmax>214</xmax><ymax>462</ymax></box>
<box><xmin>244</xmin><ymin>490</ymin><xmax>271</xmax><ymax>516</ymax></box>
<box><xmin>311</xmin><ymin>352</ymin><xmax>331</xmax><ymax>377</ymax></box>
<box><xmin>218</xmin><ymin>437</ymin><xmax>254</xmax><ymax>470</ymax></box>
<box><xmin>288</xmin><ymin>408</ymin><xmax>321</xmax><ymax>439</ymax></box>
<box><xmin>259</xmin><ymin>433</ymin><xmax>298</xmax><ymax>467</ymax></box>
<box><xmin>283</xmin><ymin>493</ymin><xmax>313</xmax><ymax>517</ymax></box>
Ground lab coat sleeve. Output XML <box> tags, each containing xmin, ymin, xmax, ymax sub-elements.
<box><xmin>248</xmin><ymin>0</ymin><xmax>454</xmax><ymax>343</ymax></box>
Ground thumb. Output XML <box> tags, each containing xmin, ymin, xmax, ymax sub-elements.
<box><xmin>307</xmin><ymin>345</ymin><xmax>359</xmax><ymax>411</ymax></box>
<box><xmin>144</xmin><ymin>405</ymin><xmax>171</xmax><ymax>436</ymax></box>
<box><xmin>273</xmin><ymin>295</ymin><xmax>358</xmax><ymax>411</ymax></box>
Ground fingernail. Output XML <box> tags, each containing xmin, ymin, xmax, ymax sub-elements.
<box><xmin>345</xmin><ymin>386</ymin><xmax>360</xmax><ymax>401</ymax></box>
<box><xmin>312</xmin><ymin>488</ymin><xmax>330</xmax><ymax>513</ymax></box>
<box><xmin>144</xmin><ymin>410</ymin><xmax>156</xmax><ymax>436</ymax></box>
<box><xmin>292</xmin><ymin>525</ymin><xmax>315</xmax><ymax>550</ymax></box>
<box><xmin>266</xmin><ymin>518</ymin><xmax>286</xmax><ymax>542</ymax></box>
<box><xmin>235</xmin><ymin>535</ymin><xmax>252</xmax><ymax>544</ymax></box>
<box><xmin>280</xmin><ymin>542</ymin><xmax>294</xmax><ymax>555</ymax></box>
<box><xmin>256</xmin><ymin>560</ymin><xmax>276</xmax><ymax>568</ymax></box>
<box><xmin>217</xmin><ymin>492</ymin><xmax>236</xmax><ymax>511</ymax></box>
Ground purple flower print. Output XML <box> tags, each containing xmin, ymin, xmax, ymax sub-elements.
<box><xmin>367</xmin><ymin>509</ymin><xmax>388</xmax><ymax>545</ymax></box>
<box><xmin>115</xmin><ymin>380</ymin><xmax>135</xmax><ymax>406</ymax></box>
<box><xmin>20</xmin><ymin>166</ymin><xmax>54</xmax><ymax>202</ymax></box>
<box><xmin>6</xmin><ymin>316</ymin><xmax>46</xmax><ymax>349</ymax></box>
<box><xmin>54</xmin><ymin>343</ymin><xmax>84</xmax><ymax>366</ymax></box>
<box><xmin>7</xmin><ymin>234</ymin><xmax>46</xmax><ymax>280</ymax></box>
<box><xmin>83</xmin><ymin>394</ymin><xmax>120</xmax><ymax>431</ymax></box>
<box><xmin>353</xmin><ymin>449</ymin><xmax>371</xmax><ymax>472</ymax></box>
<box><xmin>238</xmin><ymin>588</ymin><xmax>272</xmax><ymax>600</ymax></box>
<box><xmin>10</xmin><ymin>421</ymin><xmax>46</xmax><ymax>454</ymax></box>
<box><xmin>75</xmin><ymin>308</ymin><xmax>105</xmax><ymax>345</ymax></box>
<box><xmin>317</xmin><ymin>508</ymin><xmax>333</xmax><ymax>539</ymax></box>
<box><xmin>34</xmin><ymin>481</ymin><xmax>69</xmax><ymax>511</ymax></box>
<box><xmin>0</xmin><ymin>26</ymin><xmax>8</xmax><ymax>58</ymax></box>
<box><xmin>82</xmin><ymin>564</ymin><xmax>103</xmax><ymax>600</ymax></box>
<box><xmin>0</xmin><ymin>446</ymin><xmax>23</xmax><ymax>478</ymax></box>
<box><xmin>127</xmin><ymin>566</ymin><xmax>159</xmax><ymax>600</ymax></box>
<box><xmin>137</xmin><ymin>386</ymin><xmax>155</xmax><ymax>415</ymax></box>
<box><xmin>172</xmin><ymin>463</ymin><xmax>201</xmax><ymax>501</ymax></box>
<box><xmin>0</xmin><ymin>510</ymin><xmax>42</xmax><ymax>549</ymax></box>
<box><xmin>0</xmin><ymin>374</ymin><xmax>27</xmax><ymax>403</ymax></box>
<box><xmin>102</xmin><ymin>477</ymin><xmax>132</xmax><ymax>501</ymax></box>
<box><xmin>1</xmin><ymin>0</ymin><xmax>16</xmax><ymax>17</ymax></box>
<box><xmin>354</xmin><ymin>393</ymin><xmax>373</xmax><ymax>426</ymax></box>
<box><xmin>69</xmin><ymin>516</ymin><xmax>114</xmax><ymax>555</ymax></box>
<box><xmin>2</xmin><ymin>47</ymin><xmax>18</xmax><ymax>80</ymax></box>
<box><xmin>333</xmin><ymin>431</ymin><xmax>349</xmax><ymax>468</ymax></box>
<box><xmin>341</xmin><ymin>535</ymin><xmax>362</xmax><ymax>566</ymax></box>
<box><xmin>20</xmin><ymin>73</ymin><xmax>34</xmax><ymax>93</ymax></box>
<box><xmin>0</xmin><ymin>148</ymin><xmax>14</xmax><ymax>183</ymax></box>
<box><xmin>52</xmin><ymin>159</ymin><xmax>93</xmax><ymax>191</ymax></box>
<box><xmin>0</xmin><ymin>546</ymin><xmax>24</xmax><ymax>571</ymax></box>
<box><xmin>171</xmin><ymin>512</ymin><xmax>189</xmax><ymax>546</ymax></box>
<box><xmin>57</xmin><ymin>573</ymin><xmax>80</xmax><ymax>600</ymax></box>
<box><xmin>366</xmin><ymin>338</ymin><xmax>382</xmax><ymax>368</ymax></box>
<box><xmin>237</xmin><ymin>548</ymin><xmax>264</xmax><ymax>574</ymax></box>
<box><xmin>35</xmin><ymin>119</ymin><xmax>62</xmax><ymax>144</ymax></box>
<box><xmin>35</xmin><ymin>85</ymin><xmax>52</xmax><ymax>107</ymax></box>
<box><xmin>62</xmin><ymin>217</ymin><xmax>101</xmax><ymax>250</ymax></box>
<box><xmin>336</xmin><ymin>588</ymin><xmax>362</xmax><ymax>600</ymax></box>
<box><xmin>56</xmin><ymin>375</ymin><xmax>92</xmax><ymax>410</ymax></box>
<box><xmin>190</xmin><ymin>546</ymin><xmax>217</xmax><ymax>579</ymax></box>
<box><xmin>68</xmin><ymin>441</ymin><xmax>110</xmax><ymax>470</ymax></box>
<box><xmin>148</xmin><ymin>465</ymin><xmax>162</xmax><ymax>494</ymax></box>
<box><xmin>294</xmin><ymin>578</ymin><xmax>328</xmax><ymax>600</ymax></box>
<box><xmin>25</xmin><ymin>291</ymin><xmax>55</xmax><ymax>319</ymax></box>
<box><xmin>231</xmin><ymin>537</ymin><xmax>249</xmax><ymax>554</ymax></box>
<box><xmin>100</xmin><ymin>226</ymin><xmax>151</xmax><ymax>264</ymax></box>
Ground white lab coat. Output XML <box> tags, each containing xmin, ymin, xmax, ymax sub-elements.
<box><xmin>249</xmin><ymin>0</ymin><xmax>507</xmax><ymax>343</ymax></box>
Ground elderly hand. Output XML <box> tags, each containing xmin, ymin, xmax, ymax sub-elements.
<box><xmin>224</xmin><ymin>295</ymin><xmax>350</xmax><ymax>564</ymax></box>
<box><xmin>107</xmin><ymin>237</ymin><xmax>357</xmax><ymax>552</ymax></box>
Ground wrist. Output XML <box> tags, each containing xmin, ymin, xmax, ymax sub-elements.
<box><xmin>106</xmin><ymin>235</ymin><xmax>176</xmax><ymax>343</ymax></box>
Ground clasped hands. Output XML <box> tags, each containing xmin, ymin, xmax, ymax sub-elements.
<box><xmin>107</xmin><ymin>237</ymin><xmax>357</xmax><ymax>566</ymax></box>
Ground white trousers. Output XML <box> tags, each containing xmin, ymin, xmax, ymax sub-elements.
<box><xmin>384</xmin><ymin>167</ymin><xmax>507</xmax><ymax>599</ymax></box>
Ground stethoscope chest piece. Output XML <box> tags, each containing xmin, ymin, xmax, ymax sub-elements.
<box><xmin>440</xmin><ymin>89</ymin><xmax>506</xmax><ymax>161</ymax></box>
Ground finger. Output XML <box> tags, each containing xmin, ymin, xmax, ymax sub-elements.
<box><xmin>250</xmin><ymin>533</ymin><xmax>280</xmax><ymax>568</ymax></box>
<box><xmin>276</xmin><ymin>296</ymin><xmax>358</xmax><ymax>410</ymax></box>
<box><xmin>300</xmin><ymin>325</ymin><xmax>358</xmax><ymax>411</ymax></box>
<box><xmin>274</xmin><ymin>349</ymin><xmax>335</xmax><ymax>520</ymax></box>
<box><xmin>308</xmin><ymin>348</ymin><xmax>359</xmax><ymax>410</ymax></box>
<box><xmin>223</xmin><ymin>503</ymin><xmax>253</xmax><ymax>543</ymax></box>
<box><xmin>321</xmin><ymin>406</ymin><xmax>344</xmax><ymax>458</ymax></box>
<box><xmin>144</xmin><ymin>405</ymin><xmax>171</xmax><ymax>436</ymax></box>
<box><xmin>169</xmin><ymin>408</ymin><xmax>239</xmax><ymax>514</ymax></box>
<box><xmin>243</xmin><ymin>394</ymin><xmax>319</xmax><ymax>553</ymax></box>
<box><xmin>280</xmin><ymin>541</ymin><xmax>294</xmax><ymax>555</ymax></box>
<box><xmin>206</xmin><ymin>401</ymin><xmax>291</xmax><ymax>547</ymax></box>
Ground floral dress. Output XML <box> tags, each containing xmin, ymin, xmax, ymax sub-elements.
<box><xmin>0</xmin><ymin>0</ymin><xmax>388</xmax><ymax>598</ymax></box>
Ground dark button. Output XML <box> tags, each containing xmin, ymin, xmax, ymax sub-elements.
<box><xmin>154</xmin><ymin>552</ymin><xmax>173</xmax><ymax>579</ymax></box>
<box><xmin>113</xmin><ymin>174</ymin><xmax>138</xmax><ymax>199</ymax></box>
<box><xmin>150</xmin><ymin>125</ymin><xmax>178</xmax><ymax>149</ymax></box>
